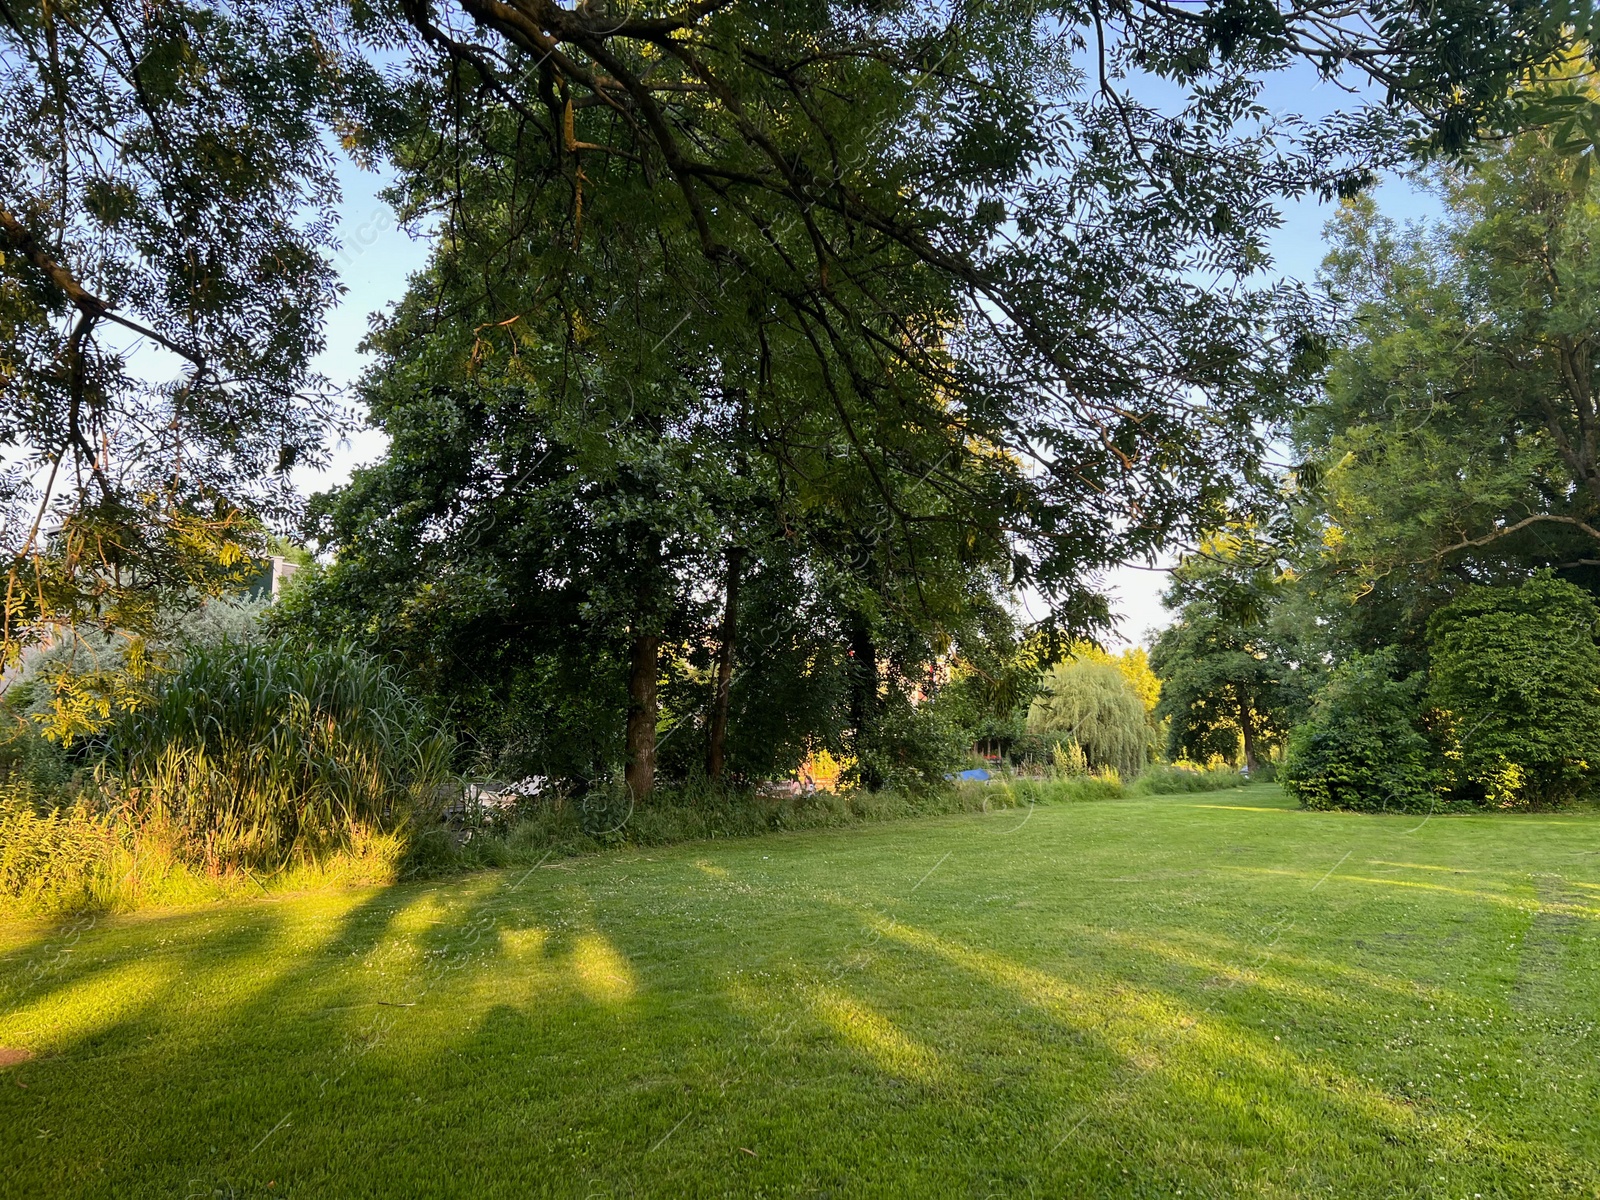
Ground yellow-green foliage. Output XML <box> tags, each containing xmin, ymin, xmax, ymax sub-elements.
<box><xmin>1051</xmin><ymin>740</ymin><xmax>1088</xmax><ymax>775</ymax></box>
<box><xmin>0</xmin><ymin>638</ymin><xmax>450</xmax><ymax>914</ymax></box>
<box><xmin>0</xmin><ymin>785</ymin><xmax>406</xmax><ymax>917</ymax></box>
<box><xmin>103</xmin><ymin>639</ymin><xmax>454</xmax><ymax>868</ymax></box>
<box><xmin>3</xmin><ymin>498</ymin><xmax>264</xmax><ymax>706</ymax></box>
<box><xmin>1071</xmin><ymin>642</ymin><xmax>1161</xmax><ymax>714</ymax></box>
<box><xmin>1028</xmin><ymin>658</ymin><xmax>1152</xmax><ymax>778</ymax></box>
<box><xmin>0</xmin><ymin>784</ymin><xmax>109</xmax><ymax>911</ymax></box>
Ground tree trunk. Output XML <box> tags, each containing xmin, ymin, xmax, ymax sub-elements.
<box><xmin>848</xmin><ymin>617</ymin><xmax>883</xmax><ymax>790</ymax></box>
<box><xmin>1552</xmin><ymin>334</ymin><xmax>1600</xmax><ymax>508</ymax></box>
<box><xmin>625</xmin><ymin>632</ymin><xmax>660</xmax><ymax>800</ymax></box>
<box><xmin>706</xmin><ymin>547</ymin><xmax>744</xmax><ymax>783</ymax></box>
<box><xmin>1239</xmin><ymin>697</ymin><xmax>1259</xmax><ymax>774</ymax></box>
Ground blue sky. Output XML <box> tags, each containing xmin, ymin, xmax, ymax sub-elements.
<box><xmin>300</xmin><ymin>59</ymin><xmax>1444</xmax><ymax>646</ymax></box>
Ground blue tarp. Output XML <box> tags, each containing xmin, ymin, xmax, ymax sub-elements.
<box><xmin>949</xmin><ymin>768</ymin><xmax>991</xmax><ymax>782</ymax></box>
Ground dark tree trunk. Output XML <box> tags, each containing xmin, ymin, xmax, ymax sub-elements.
<box><xmin>706</xmin><ymin>547</ymin><xmax>744</xmax><ymax>783</ymax></box>
<box><xmin>1239</xmin><ymin>697</ymin><xmax>1260</xmax><ymax>774</ymax></box>
<box><xmin>1551</xmin><ymin>334</ymin><xmax>1600</xmax><ymax>508</ymax></box>
<box><xmin>847</xmin><ymin>617</ymin><xmax>883</xmax><ymax>790</ymax></box>
<box><xmin>625</xmin><ymin>632</ymin><xmax>660</xmax><ymax>799</ymax></box>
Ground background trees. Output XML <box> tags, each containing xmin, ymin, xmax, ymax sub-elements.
<box><xmin>1305</xmin><ymin>131</ymin><xmax>1600</xmax><ymax>633</ymax></box>
<box><xmin>1026</xmin><ymin>657</ymin><xmax>1151</xmax><ymax>779</ymax></box>
<box><xmin>1150</xmin><ymin>541</ymin><xmax>1312</xmax><ymax>771</ymax></box>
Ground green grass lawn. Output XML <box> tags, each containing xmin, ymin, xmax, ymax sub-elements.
<box><xmin>3</xmin><ymin>783</ymin><xmax>1599</xmax><ymax>1198</ymax></box>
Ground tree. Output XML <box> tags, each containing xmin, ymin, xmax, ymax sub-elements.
<box><xmin>363</xmin><ymin>1</ymin><xmax>1600</xmax><ymax>644</ymax></box>
<box><xmin>1303</xmin><ymin>127</ymin><xmax>1600</xmax><ymax>650</ymax></box>
<box><xmin>1072</xmin><ymin>642</ymin><xmax>1161</xmax><ymax>718</ymax></box>
<box><xmin>276</xmin><ymin>201</ymin><xmax>1027</xmax><ymax>795</ymax></box>
<box><xmin>0</xmin><ymin>0</ymin><xmax>380</xmax><ymax>667</ymax></box>
<box><xmin>1027</xmin><ymin>657</ymin><xmax>1150</xmax><ymax>779</ymax></box>
<box><xmin>280</xmin><ymin>315</ymin><xmax>738</xmax><ymax>796</ymax></box>
<box><xmin>1150</xmin><ymin>540</ymin><xmax>1310</xmax><ymax>770</ymax></box>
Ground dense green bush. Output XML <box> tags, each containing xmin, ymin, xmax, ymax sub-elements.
<box><xmin>104</xmin><ymin>638</ymin><xmax>455</xmax><ymax>865</ymax></box>
<box><xmin>1427</xmin><ymin>574</ymin><xmax>1600</xmax><ymax>808</ymax></box>
<box><xmin>1281</xmin><ymin>651</ymin><xmax>1441</xmax><ymax>812</ymax></box>
<box><xmin>0</xmin><ymin>715</ymin><xmax>74</xmax><ymax>790</ymax></box>
<box><xmin>854</xmin><ymin>693</ymin><xmax>973</xmax><ymax>791</ymax></box>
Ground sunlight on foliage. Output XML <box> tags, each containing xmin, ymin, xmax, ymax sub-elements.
<box><xmin>1027</xmin><ymin>659</ymin><xmax>1151</xmax><ymax>778</ymax></box>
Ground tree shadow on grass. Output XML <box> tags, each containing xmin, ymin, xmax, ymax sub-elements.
<box><xmin>1</xmin><ymin>840</ymin><xmax>1597</xmax><ymax>1198</ymax></box>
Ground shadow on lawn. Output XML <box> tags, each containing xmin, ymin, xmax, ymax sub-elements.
<box><xmin>1</xmin><ymin>836</ymin><xmax>1595</xmax><ymax>1196</ymax></box>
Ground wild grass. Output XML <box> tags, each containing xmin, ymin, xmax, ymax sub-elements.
<box><xmin>411</xmin><ymin>765</ymin><xmax>1249</xmax><ymax>878</ymax></box>
<box><xmin>410</xmin><ymin>778</ymin><xmax>1035</xmax><ymax>877</ymax></box>
<box><xmin>0</xmin><ymin>640</ymin><xmax>449</xmax><ymax>916</ymax></box>
<box><xmin>104</xmin><ymin>639</ymin><xmax>453</xmax><ymax>866</ymax></box>
<box><xmin>4</xmin><ymin>783</ymin><xmax>1597</xmax><ymax>1197</ymax></box>
<box><xmin>1</xmin><ymin>752</ymin><xmax>1247</xmax><ymax>916</ymax></box>
<box><xmin>0</xmin><ymin>782</ymin><xmax>407</xmax><ymax>915</ymax></box>
<box><xmin>1129</xmin><ymin>762</ymin><xmax>1253</xmax><ymax>794</ymax></box>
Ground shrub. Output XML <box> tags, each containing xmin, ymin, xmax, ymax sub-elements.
<box><xmin>1281</xmin><ymin>650</ymin><xmax>1440</xmax><ymax>812</ymax></box>
<box><xmin>103</xmin><ymin>638</ymin><xmax>454</xmax><ymax>866</ymax></box>
<box><xmin>1129</xmin><ymin>763</ymin><xmax>1249</xmax><ymax>795</ymax></box>
<box><xmin>1426</xmin><ymin>574</ymin><xmax>1600</xmax><ymax>808</ymax></box>
<box><xmin>856</xmin><ymin>694</ymin><xmax>972</xmax><ymax>791</ymax></box>
<box><xmin>0</xmin><ymin>715</ymin><xmax>75</xmax><ymax>791</ymax></box>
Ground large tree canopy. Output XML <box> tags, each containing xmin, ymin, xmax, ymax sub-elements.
<box><xmin>8</xmin><ymin>0</ymin><xmax>1600</xmax><ymax>661</ymax></box>
<box><xmin>1299</xmin><ymin>123</ymin><xmax>1600</xmax><ymax>651</ymax></box>
<box><xmin>11</xmin><ymin>0</ymin><xmax>1600</xmax><ymax>785</ymax></box>
<box><xmin>368</xmin><ymin>0</ymin><xmax>1600</xmax><ymax>612</ymax></box>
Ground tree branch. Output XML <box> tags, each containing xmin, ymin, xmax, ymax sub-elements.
<box><xmin>1433</xmin><ymin>513</ymin><xmax>1600</xmax><ymax>560</ymax></box>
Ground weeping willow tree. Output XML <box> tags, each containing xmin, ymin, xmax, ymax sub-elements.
<box><xmin>1027</xmin><ymin>660</ymin><xmax>1151</xmax><ymax>779</ymax></box>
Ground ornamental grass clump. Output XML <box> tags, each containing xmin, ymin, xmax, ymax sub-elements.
<box><xmin>103</xmin><ymin>639</ymin><xmax>454</xmax><ymax>867</ymax></box>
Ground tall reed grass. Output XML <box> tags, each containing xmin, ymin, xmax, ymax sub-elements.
<box><xmin>101</xmin><ymin>639</ymin><xmax>453</xmax><ymax>868</ymax></box>
<box><xmin>0</xmin><ymin>779</ymin><xmax>406</xmax><ymax>914</ymax></box>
